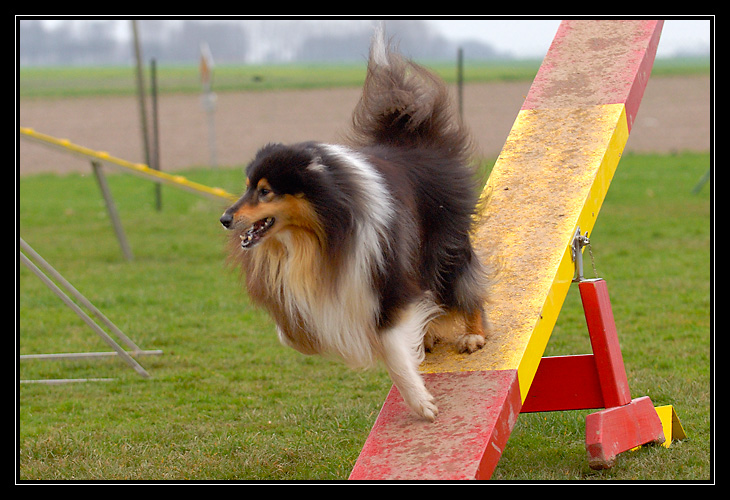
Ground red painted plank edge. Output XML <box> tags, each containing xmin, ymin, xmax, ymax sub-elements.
<box><xmin>620</xmin><ymin>20</ymin><xmax>664</xmax><ymax>131</ymax></box>
<box><xmin>349</xmin><ymin>370</ymin><xmax>521</xmax><ymax>480</ymax></box>
<box><xmin>522</xmin><ymin>20</ymin><xmax>664</xmax><ymax>132</ymax></box>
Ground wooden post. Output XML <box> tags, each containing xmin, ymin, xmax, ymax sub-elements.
<box><xmin>150</xmin><ymin>57</ymin><xmax>162</xmax><ymax>211</ymax></box>
<box><xmin>131</xmin><ymin>21</ymin><xmax>152</xmax><ymax>175</ymax></box>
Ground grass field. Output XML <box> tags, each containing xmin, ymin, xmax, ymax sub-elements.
<box><xmin>17</xmin><ymin>150</ymin><xmax>711</xmax><ymax>481</ymax></box>
<box><xmin>18</xmin><ymin>56</ymin><xmax>710</xmax><ymax>98</ymax></box>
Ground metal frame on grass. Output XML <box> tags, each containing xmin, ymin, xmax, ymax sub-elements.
<box><xmin>19</xmin><ymin>238</ymin><xmax>161</xmax><ymax>384</ymax></box>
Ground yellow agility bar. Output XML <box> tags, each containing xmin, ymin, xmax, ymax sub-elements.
<box><xmin>19</xmin><ymin>127</ymin><xmax>237</xmax><ymax>202</ymax></box>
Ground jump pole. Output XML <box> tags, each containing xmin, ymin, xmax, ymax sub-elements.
<box><xmin>19</xmin><ymin>127</ymin><xmax>236</xmax><ymax>203</ymax></box>
<box><xmin>349</xmin><ymin>20</ymin><xmax>672</xmax><ymax>480</ymax></box>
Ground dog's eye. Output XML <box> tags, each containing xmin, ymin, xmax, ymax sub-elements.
<box><xmin>258</xmin><ymin>188</ymin><xmax>273</xmax><ymax>201</ymax></box>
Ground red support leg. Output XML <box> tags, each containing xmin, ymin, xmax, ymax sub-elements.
<box><xmin>523</xmin><ymin>279</ymin><xmax>666</xmax><ymax>469</ymax></box>
<box><xmin>580</xmin><ymin>280</ymin><xmax>664</xmax><ymax>469</ymax></box>
<box><xmin>579</xmin><ymin>280</ymin><xmax>632</xmax><ymax>408</ymax></box>
<box><xmin>522</xmin><ymin>279</ymin><xmax>631</xmax><ymax>412</ymax></box>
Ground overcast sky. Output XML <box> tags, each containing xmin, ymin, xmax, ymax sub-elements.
<box><xmin>32</xmin><ymin>18</ymin><xmax>712</xmax><ymax>60</ymax></box>
<box><xmin>427</xmin><ymin>19</ymin><xmax>711</xmax><ymax>58</ymax></box>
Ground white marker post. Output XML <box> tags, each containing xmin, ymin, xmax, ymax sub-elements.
<box><xmin>200</xmin><ymin>42</ymin><xmax>218</xmax><ymax>168</ymax></box>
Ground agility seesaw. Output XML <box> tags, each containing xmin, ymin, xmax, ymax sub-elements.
<box><xmin>349</xmin><ymin>20</ymin><xmax>684</xmax><ymax>480</ymax></box>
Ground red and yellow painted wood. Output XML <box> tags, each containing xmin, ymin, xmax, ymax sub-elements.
<box><xmin>349</xmin><ymin>20</ymin><xmax>684</xmax><ymax>480</ymax></box>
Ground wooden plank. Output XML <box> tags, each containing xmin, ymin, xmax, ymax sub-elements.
<box><xmin>522</xmin><ymin>20</ymin><xmax>664</xmax><ymax>130</ymax></box>
<box><xmin>349</xmin><ymin>370</ymin><xmax>521</xmax><ymax>480</ymax></box>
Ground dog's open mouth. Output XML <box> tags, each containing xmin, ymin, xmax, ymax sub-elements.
<box><xmin>240</xmin><ymin>217</ymin><xmax>275</xmax><ymax>249</ymax></box>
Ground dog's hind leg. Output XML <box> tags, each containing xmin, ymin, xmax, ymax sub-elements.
<box><xmin>451</xmin><ymin>252</ymin><xmax>491</xmax><ymax>354</ymax></box>
<box><xmin>379</xmin><ymin>296</ymin><xmax>442</xmax><ymax>422</ymax></box>
<box><xmin>456</xmin><ymin>305</ymin><xmax>489</xmax><ymax>353</ymax></box>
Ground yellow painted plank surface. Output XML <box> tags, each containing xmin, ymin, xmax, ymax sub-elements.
<box><xmin>421</xmin><ymin>104</ymin><xmax>629</xmax><ymax>402</ymax></box>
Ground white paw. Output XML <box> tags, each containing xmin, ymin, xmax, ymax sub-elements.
<box><xmin>408</xmin><ymin>393</ymin><xmax>439</xmax><ymax>422</ymax></box>
<box><xmin>457</xmin><ymin>333</ymin><xmax>486</xmax><ymax>353</ymax></box>
<box><xmin>398</xmin><ymin>385</ymin><xmax>439</xmax><ymax>422</ymax></box>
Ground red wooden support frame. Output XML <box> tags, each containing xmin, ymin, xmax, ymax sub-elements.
<box><xmin>585</xmin><ymin>396</ymin><xmax>665</xmax><ymax>469</ymax></box>
<box><xmin>580</xmin><ymin>279</ymin><xmax>632</xmax><ymax>408</ymax></box>
<box><xmin>521</xmin><ymin>279</ymin><xmax>665</xmax><ymax>469</ymax></box>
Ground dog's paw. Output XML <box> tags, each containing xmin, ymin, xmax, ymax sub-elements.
<box><xmin>423</xmin><ymin>330</ymin><xmax>439</xmax><ymax>352</ymax></box>
<box><xmin>401</xmin><ymin>390</ymin><xmax>439</xmax><ymax>422</ymax></box>
<box><xmin>412</xmin><ymin>396</ymin><xmax>439</xmax><ymax>422</ymax></box>
<box><xmin>457</xmin><ymin>333</ymin><xmax>486</xmax><ymax>353</ymax></box>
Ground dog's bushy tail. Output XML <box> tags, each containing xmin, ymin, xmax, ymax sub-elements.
<box><xmin>348</xmin><ymin>26</ymin><xmax>473</xmax><ymax>161</ymax></box>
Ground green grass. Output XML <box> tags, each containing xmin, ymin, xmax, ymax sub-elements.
<box><xmin>18</xmin><ymin>56</ymin><xmax>709</xmax><ymax>99</ymax></box>
<box><xmin>18</xmin><ymin>152</ymin><xmax>711</xmax><ymax>481</ymax></box>
<box><xmin>18</xmin><ymin>61</ymin><xmax>541</xmax><ymax>99</ymax></box>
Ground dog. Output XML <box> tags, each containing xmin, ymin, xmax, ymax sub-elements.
<box><xmin>220</xmin><ymin>28</ymin><xmax>489</xmax><ymax>421</ymax></box>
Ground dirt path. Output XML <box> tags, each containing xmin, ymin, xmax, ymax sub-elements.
<box><xmin>18</xmin><ymin>75</ymin><xmax>709</xmax><ymax>176</ymax></box>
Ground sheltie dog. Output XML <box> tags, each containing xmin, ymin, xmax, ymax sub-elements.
<box><xmin>220</xmin><ymin>28</ymin><xmax>489</xmax><ymax>421</ymax></box>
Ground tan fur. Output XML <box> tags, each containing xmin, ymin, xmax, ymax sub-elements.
<box><xmin>227</xmin><ymin>193</ymin><xmax>382</xmax><ymax>367</ymax></box>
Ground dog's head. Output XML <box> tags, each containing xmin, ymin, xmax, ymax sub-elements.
<box><xmin>220</xmin><ymin>143</ymin><xmax>326</xmax><ymax>249</ymax></box>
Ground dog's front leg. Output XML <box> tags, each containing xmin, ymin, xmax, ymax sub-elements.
<box><xmin>380</xmin><ymin>298</ymin><xmax>441</xmax><ymax>422</ymax></box>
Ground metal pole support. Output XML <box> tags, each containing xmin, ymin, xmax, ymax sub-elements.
<box><xmin>19</xmin><ymin>238</ymin><xmax>151</xmax><ymax>379</ymax></box>
<box><xmin>91</xmin><ymin>160</ymin><xmax>133</xmax><ymax>261</ymax></box>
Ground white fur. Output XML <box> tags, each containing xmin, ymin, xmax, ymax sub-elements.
<box><xmin>320</xmin><ymin>144</ymin><xmax>394</xmax><ymax>274</ymax></box>
<box><xmin>273</xmin><ymin>144</ymin><xmax>396</xmax><ymax>369</ymax></box>
<box><xmin>273</xmin><ymin>229</ymin><xmax>380</xmax><ymax>369</ymax></box>
<box><xmin>380</xmin><ymin>294</ymin><xmax>442</xmax><ymax>421</ymax></box>
<box><xmin>370</xmin><ymin>24</ymin><xmax>390</xmax><ymax>67</ymax></box>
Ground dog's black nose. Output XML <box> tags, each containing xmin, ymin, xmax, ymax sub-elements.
<box><xmin>220</xmin><ymin>212</ymin><xmax>233</xmax><ymax>229</ymax></box>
